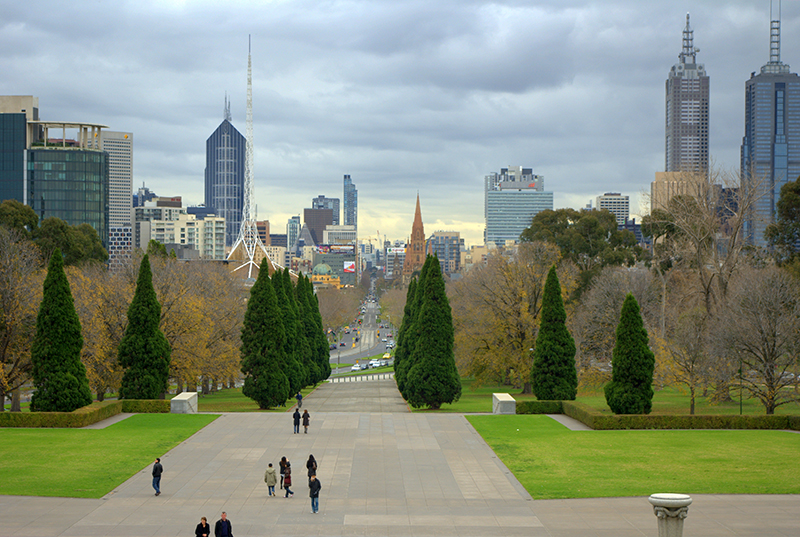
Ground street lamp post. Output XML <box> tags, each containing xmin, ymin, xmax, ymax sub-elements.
<box><xmin>739</xmin><ymin>357</ymin><xmax>743</xmax><ymax>415</ymax></box>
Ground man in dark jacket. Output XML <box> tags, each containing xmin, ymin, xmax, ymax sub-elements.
<box><xmin>293</xmin><ymin>408</ymin><xmax>301</xmax><ymax>434</ymax></box>
<box><xmin>214</xmin><ymin>512</ymin><xmax>232</xmax><ymax>537</ymax></box>
<box><xmin>152</xmin><ymin>458</ymin><xmax>163</xmax><ymax>496</ymax></box>
<box><xmin>309</xmin><ymin>475</ymin><xmax>321</xmax><ymax>513</ymax></box>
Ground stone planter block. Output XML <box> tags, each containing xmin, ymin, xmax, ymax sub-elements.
<box><xmin>649</xmin><ymin>493</ymin><xmax>692</xmax><ymax>537</ymax></box>
<box><xmin>492</xmin><ymin>393</ymin><xmax>516</xmax><ymax>414</ymax></box>
<box><xmin>171</xmin><ymin>391</ymin><xmax>198</xmax><ymax>414</ymax></box>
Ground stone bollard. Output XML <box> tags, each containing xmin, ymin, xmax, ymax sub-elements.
<box><xmin>648</xmin><ymin>493</ymin><xmax>692</xmax><ymax>537</ymax></box>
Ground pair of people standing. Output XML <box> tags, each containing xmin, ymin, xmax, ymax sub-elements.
<box><xmin>293</xmin><ymin>409</ymin><xmax>311</xmax><ymax>434</ymax></box>
<box><xmin>194</xmin><ymin>512</ymin><xmax>231</xmax><ymax>537</ymax></box>
<box><xmin>277</xmin><ymin>457</ymin><xmax>294</xmax><ymax>497</ymax></box>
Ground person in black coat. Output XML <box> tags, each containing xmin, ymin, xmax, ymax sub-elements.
<box><xmin>195</xmin><ymin>517</ymin><xmax>210</xmax><ymax>537</ymax></box>
<box><xmin>279</xmin><ymin>456</ymin><xmax>287</xmax><ymax>489</ymax></box>
<box><xmin>151</xmin><ymin>458</ymin><xmax>163</xmax><ymax>496</ymax></box>
<box><xmin>214</xmin><ymin>512</ymin><xmax>232</xmax><ymax>537</ymax></box>
<box><xmin>309</xmin><ymin>475</ymin><xmax>322</xmax><ymax>513</ymax></box>
<box><xmin>293</xmin><ymin>409</ymin><xmax>301</xmax><ymax>434</ymax></box>
<box><xmin>302</xmin><ymin>409</ymin><xmax>310</xmax><ymax>434</ymax></box>
<box><xmin>306</xmin><ymin>454</ymin><xmax>317</xmax><ymax>478</ymax></box>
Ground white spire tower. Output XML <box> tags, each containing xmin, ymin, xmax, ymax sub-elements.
<box><xmin>227</xmin><ymin>35</ymin><xmax>273</xmax><ymax>280</ymax></box>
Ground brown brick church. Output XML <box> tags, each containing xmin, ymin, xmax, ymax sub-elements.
<box><xmin>402</xmin><ymin>194</ymin><xmax>426</xmax><ymax>284</ymax></box>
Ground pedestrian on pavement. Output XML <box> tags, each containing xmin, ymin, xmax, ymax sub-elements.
<box><xmin>264</xmin><ymin>463</ymin><xmax>278</xmax><ymax>496</ymax></box>
<box><xmin>306</xmin><ymin>454</ymin><xmax>317</xmax><ymax>479</ymax></box>
<box><xmin>279</xmin><ymin>456</ymin><xmax>287</xmax><ymax>489</ymax></box>
<box><xmin>293</xmin><ymin>408</ymin><xmax>301</xmax><ymax>434</ymax></box>
<box><xmin>309</xmin><ymin>475</ymin><xmax>321</xmax><ymax>514</ymax></box>
<box><xmin>283</xmin><ymin>463</ymin><xmax>294</xmax><ymax>498</ymax></box>
<box><xmin>151</xmin><ymin>457</ymin><xmax>163</xmax><ymax>496</ymax></box>
<box><xmin>302</xmin><ymin>409</ymin><xmax>310</xmax><ymax>434</ymax></box>
<box><xmin>195</xmin><ymin>516</ymin><xmax>210</xmax><ymax>537</ymax></box>
<box><xmin>214</xmin><ymin>512</ymin><xmax>232</xmax><ymax>537</ymax></box>
<box><xmin>295</xmin><ymin>391</ymin><xmax>303</xmax><ymax>408</ymax></box>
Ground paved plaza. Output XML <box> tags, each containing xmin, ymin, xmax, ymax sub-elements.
<box><xmin>1</xmin><ymin>380</ymin><xmax>799</xmax><ymax>536</ymax></box>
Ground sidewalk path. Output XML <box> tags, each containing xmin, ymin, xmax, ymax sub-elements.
<box><xmin>2</xmin><ymin>380</ymin><xmax>798</xmax><ymax>536</ymax></box>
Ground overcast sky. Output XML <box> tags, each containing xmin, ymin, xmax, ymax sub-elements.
<box><xmin>3</xmin><ymin>0</ymin><xmax>799</xmax><ymax>247</ymax></box>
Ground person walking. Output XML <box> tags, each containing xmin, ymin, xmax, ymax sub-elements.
<box><xmin>295</xmin><ymin>391</ymin><xmax>303</xmax><ymax>408</ymax></box>
<box><xmin>309</xmin><ymin>475</ymin><xmax>321</xmax><ymax>514</ymax></box>
<box><xmin>306</xmin><ymin>454</ymin><xmax>317</xmax><ymax>479</ymax></box>
<box><xmin>264</xmin><ymin>463</ymin><xmax>278</xmax><ymax>497</ymax></box>
<box><xmin>214</xmin><ymin>512</ymin><xmax>232</xmax><ymax>537</ymax></box>
<box><xmin>195</xmin><ymin>516</ymin><xmax>210</xmax><ymax>537</ymax></box>
<box><xmin>151</xmin><ymin>457</ymin><xmax>163</xmax><ymax>496</ymax></box>
<box><xmin>279</xmin><ymin>457</ymin><xmax>287</xmax><ymax>490</ymax></box>
<box><xmin>283</xmin><ymin>463</ymin><xmax>294</xmax><ymax>498</ymax></box>
<box><xmin>293</xmin><ymin>408</ymin><xmax>301</xmax><ymax>434</ymax></box>
<box><xmin>302</xmin><ymin>409</ymin><xmax>310</xmax><ymax>434</ymax></box>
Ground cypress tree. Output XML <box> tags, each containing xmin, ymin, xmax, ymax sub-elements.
<box><xmin>604</xmin><ymin>293</ymin><xmax>655</xmax><ymax>414</ymax></box>
<box><xmin>297</xmin><ymin>274</ymin><xmax>330</xmax><ymax>382</ymax></box>
<box><xmin>285</xmin><ymin>269</ymin><xmax>318</xmax><ymax>385</ymax></box>
<box><xmin>241</xmin><ymin>261</ymin><xmax>290</xmax><ymax>408</ymax></box>
<box><xmin>531</xmin><ymin>265</ymin><xmax>578</xmax><ymax>400</ymax></box>
<box><xmin>30</xmin><ymin>249</ymin><xmax>93</xmax><ymax>412</ymax></box>
<box><xmin>272</xmin><ymin>270</ymin><xmax>305</xmax><ymax>393</ymax></box>
<box><xmin>118</xmin><ymin>254</ymin><xmax>171</xmax><ymax>399</ymax></box>
<box><xmin>392</xmin><ymin>278</ymin><xmax>416</xmax><ymax>392</ymax></box>
<box><xmin>404</xmin><ymin>255</ymin><xmax>461</xmax><ymax>409</ymax></box>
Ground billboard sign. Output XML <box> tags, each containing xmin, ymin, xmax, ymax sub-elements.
<box><xmin>343</xmin><ymin>261</ymin><xmax>356</xmax><ymax>273</ymax></box>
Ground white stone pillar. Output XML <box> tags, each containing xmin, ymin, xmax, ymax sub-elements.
<box><xmin>648</xmin><ymin>493</ymin><xmax>692</xmax><ymax>537</ymax></box>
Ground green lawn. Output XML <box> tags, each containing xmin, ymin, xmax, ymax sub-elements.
<box><xmin>417</xmin><ymin>379</ymin><xmax>800</xmax><ymax>414</ymax></box>
<box><xmin>0</xmin><ymin>413</ymin><xmax>217</xmax><ymax>498</ymax></box>
<box><xmin>468</xmin><ymin>414</ymin><xmax>800</xmax><ymax>499</ymax></box>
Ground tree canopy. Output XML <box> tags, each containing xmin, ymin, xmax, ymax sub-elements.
<box><xmin>766</xmin><ymin>174</ymin><xmax>800</xmax><ymax>267</ymax></box>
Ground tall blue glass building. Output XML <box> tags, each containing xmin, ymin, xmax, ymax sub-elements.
<box><xmin>741</xmin><ymin>18</ymin><xmax>800</xmax><ymax>247</ymax></box>
<box><xmin>205</xmin><ymin>107</ymin><xmax>245</xmax><ymax>247</ymax></box>
<box><xmin>343</xmin><ymin>174</ymin><xmax>357</xmax><ymax>229</ymax></box>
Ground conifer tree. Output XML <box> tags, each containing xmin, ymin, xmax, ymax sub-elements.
<box><xmin>394</xmin><ymin>274</ymin><xmax>419</xmax><ymax>394</ymax></box>
<box><xmin>604</xmin><ymin>293</ymin><xmax>655</xmax><ymax>414</ymax></box>
<box><xmin>282</xmin><ymin>268</ymin><xmax>317</xmax><ymax>386</ymax></box>
<box><xmin>297</xmin><ymin>274</ymin><xmax>330</xmax><ymax>382</ymax></box>
<box><xmin>240</xmin><ymin>261</ymin><xmax>290</xmax><ymax>408</ymax></box>
<box><xmin>118</xmin><ymin>254</ymin><xmax>171</xmax><ymax>399</ymax></box>
<box><xmin>404</xmin><ymin>256</ymin><xmax>461</xmax><ymax>409</ymax></box>
<box><xmin>272</xmin><ymin>270</ymin><xmax>306</xmax><ymax>393</ymax></box>
<box><xmin>531</xmin><ymin>265</ymin><xmax>577</xmax><ymax>400</ymax></box>
<box><xmin>30</xmin><ymin>249</ymin><xmax>93</xmax><ymax>412</ymax></box>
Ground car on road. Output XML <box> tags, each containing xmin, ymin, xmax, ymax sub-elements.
<box><xmin>329</xmin><ymin>344</ymin><xmax>337</xmax><ymax>350</ymax></box>
<box><xmin>369</xmin><ymin>359</ymin><xmax>381</xmax><ymax>368</ymax></box>
<box><xmin>350</xmin><ymin>364</ymin><xmax>361</xmax><ymax>372</ymax></box>
<box><xmin>381</xmin><ymin>338</ymin><xmax>387</xmax><ymax>342</ymax></box>
<box><xmin>339</xmin><ymin>342</ymin><xmax>346</xmax><ymax>347</ymax></box>
<box><xmin>360</xmin><ymin>362</ymin><xmax>368</xmax><ymax>370</ymax></box>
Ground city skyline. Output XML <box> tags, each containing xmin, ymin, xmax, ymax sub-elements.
<box><xmin>2</xmin><ymin>2</ymin><xmax>800</xmax><ymax>247</ymax></box>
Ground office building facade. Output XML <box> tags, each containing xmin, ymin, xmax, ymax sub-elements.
<box><xmin>595</xmin><ymin>193</ymin><xmax>630</xmax><ymax>226</ymax></box>
<box><xmin>427</xmin><ymin>231</ymin><xmax>464</xmax><ymax>275</ymax></box>
<box><xmin>303</xmin><ymin>207</ymin><xmax>334</xmax><ymax>245</ymax></box>
<box><xmin>343</xmin><ymin>174</ymin><xmax>357</xmax><ymax>229</ymax></box>
<box><xmin>205</xmin><ymin>107</ymin><xmax>245</xmax><ymax>247</ymax></box>
<box><xmin>741</xmin><ymin>15</ymin><xmax>800</xmax><ymax>247</ymax></box>
<box><xmin>286</xmin><ymin>216</ymin><xmax>301</xmax><ymax>250</ymax></box>
<box><xmin>484</xmin><ymin>166</ymin><xmax>552</xmax><ymax>247</ymax></box>
<box><xmin>323</xmin><ymin>224</ymin><xmax>357</xmax><ymax>245</ymax></box>
<box><xmin>312</xmin><ymin>195</ymin><xmax>340</xmax><ymax>225</ymax></box>
<box><xmin>665</xmin><ymin>14</ymin><xmax>709</xmax><ymax>173</ymax></box>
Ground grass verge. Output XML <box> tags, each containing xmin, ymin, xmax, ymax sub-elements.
<box><xmin>467</xmin><ymin>414</ymin><xmax>800</xmax><ymax>499</ymax></box>
<box><xmin>0</xmin><ymin>413</ymin><xmax>217</xmax><ymax>498</ymax></box>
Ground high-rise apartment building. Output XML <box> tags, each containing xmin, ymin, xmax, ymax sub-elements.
<box><xmin>742</xmin><ymin>12</ymin><xmax>800</xmax><ymax>247</ymax></box>
<box><xmin>312</xmin><ymin>195</ymin><xmax>340</xmax><ymax>225</ymax></box>
<box><xmin>205</xmin><ymin>98</ymin><xmax>245</xmax><ymax>247</ymax></box>
<box><xmin>136</xmin><ymin>197</ymin><xmax>225</xmax><ymax>259</ymax></box>
<box><xmin>287</xmin><ymin>216</ymin><xmax>301</xmax><ymax>249</ymax></box>
<box><xmin>665</xmin><ymin>14</ymin><xmax>709</xmax><ymax>174</ymax></box>
<box><xmin>97</xmin><ymin>131</ymin><xmax>133</xmax><ymax>228</ymax></box>
<box><xmin>595</xmin><ymin>193</ymin><xmax>630</xmax><ymax>226</ymax></box>
<box><xmin>343</xmin><ymin>174</ymin><xmax>357</xmax><ymax>229</ymax></box>
<box><xmin>484</xmin><ymin>166</ymin><xmax>552</xmax><ymax>247</ymax></box>
<box><xmin>427</xmin><ymin>231</ymin><xmax>464</xmax><ymax>275</ymax></box>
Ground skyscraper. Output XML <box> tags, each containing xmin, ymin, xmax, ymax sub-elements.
<box><xmin>665</xmin><ymin>14</ymin><xmax>709</xmax><ymax>174</ymax></box>
<box><xmin>595</xmin><ymin>193</ymin><xmax>630</xmax><ymax>226</ymax></box>
<box><xmin>343</xmin><ymin>174</ymin><xmax>357</xmax><ymax>229</ymax></box>
<box><xmin>286</xmin><ymin>215</ymin><xmax>301</xmax><ymax>250</ymax></box>
<box><xmin>484</xmin><ymin>166</ymin><xmax>552</xmax><ymax>247</ymax></box>
<box><xmin>742</xmin><ymin>9</ymin><xmax>800</xmax><ymax>247</ymax></box>
<box><xmin>312</xmin><ymin>195</ymin><xmax>340</xmax><ymax>225</ymax></box>
<box><xmin>97</xmin><ymin>131</ymin><xmax>133</xmax><ymax>269</ymax></box>
<box><xmin>205</xmin><ymin>96</ymin><xmax>245</xmax><ymax>247</ymax></box>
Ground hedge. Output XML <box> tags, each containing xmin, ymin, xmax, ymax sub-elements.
<box><xmin>0</xmin><ymin>399</ymin><xmax>172</xmax><ymax>428</ymax></box>
<box><xmin>516</xmin><ymin>400</ymin><xmax>563</xmax><ymax>414</ymax></box>
<box><xmin>514</xmin><ymin>400</ymin><xmax>800</xmax><ymax>431</ymax></box>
